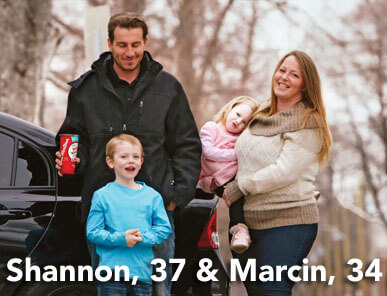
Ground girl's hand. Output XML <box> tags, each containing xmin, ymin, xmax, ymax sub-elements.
<box><xmin>209</xmin><ymin>179</ymin><xmax>217</xmax><ymax>193</ymax></box>
<box><xmin>125</xmin><ymin>229</ymin><xmax>142</xmax><ymax>247</ymax></box>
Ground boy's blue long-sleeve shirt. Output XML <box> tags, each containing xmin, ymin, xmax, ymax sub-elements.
<box><xmin>86</xmin><ymin>182</ymin><xmax>172</xmax><ymax>284</ymax></box>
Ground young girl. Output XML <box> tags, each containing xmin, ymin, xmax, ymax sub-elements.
<box><xmin>198</xmin><ymin>96</ymin><xmax>259</xmax><ymax>253</ymax></box>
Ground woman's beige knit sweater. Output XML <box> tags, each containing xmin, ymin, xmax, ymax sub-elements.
<box><xmin>226</xmin><ymin>102</ymin><xmax>323</xmax><ymax>230</ymax></box>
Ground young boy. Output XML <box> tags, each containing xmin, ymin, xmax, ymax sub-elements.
<box><xmin>86</xmin><ymin>134</ymin><xmax>171</xmax><ymax>295</ymax></box>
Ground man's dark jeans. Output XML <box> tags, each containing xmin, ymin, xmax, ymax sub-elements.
<box><xmin>152</xmin><ymin>210</ymin><xmax>175</xmax><ymax>296</ymax></box>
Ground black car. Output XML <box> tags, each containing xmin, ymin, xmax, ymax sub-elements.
<box><xmin>0</xmin><ymin>112</ymin><xmax>229</xmax><ymax>295</ymax></box>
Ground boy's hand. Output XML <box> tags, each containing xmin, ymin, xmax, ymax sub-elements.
<box><xmin>125</xmin><ymin>229</ymin><xmax>142</xmax><ymax>247</ymax></box>
<box><xmin>55</xmin><ymin>151</ymin><xmax>80</xmax><ymax>176</ymax></box>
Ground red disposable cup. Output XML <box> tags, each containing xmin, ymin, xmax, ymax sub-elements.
<box><xmin>59</xmin><ymin>134</ymin><xmax>79</xmax><ymax>175</ymax></box>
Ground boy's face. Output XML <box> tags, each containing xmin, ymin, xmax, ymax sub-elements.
<box><xmin>106</xmin><ymin>141</ymin><xmax>143</xmax><ymax>183</ymax></box>
<box><xmin>108</xmin><ymin>27</ymin><xmax>148</xmax><ymax>73</ymax></box>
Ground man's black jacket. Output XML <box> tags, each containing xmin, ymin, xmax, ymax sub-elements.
<box><xmin>57</xmin><ymin>51</ymin><xmax>202</xmax><ymax>222</ymax></box>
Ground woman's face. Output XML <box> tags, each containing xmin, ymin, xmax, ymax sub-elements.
<box><xmin>273</xmin><ymin>55</ymin><xmax>304</xmax><ymax>104</ymax></box>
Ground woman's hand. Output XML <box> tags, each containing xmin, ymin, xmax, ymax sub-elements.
<box><xmin>223</xmin><ymin>189</ymin><xmax>232</xmax><ymax>208</ymax></box>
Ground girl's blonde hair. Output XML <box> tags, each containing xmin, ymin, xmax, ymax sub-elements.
<box><xmin>260</xmin><ymin>50</ymin><xmax>332</xmax><ymax>166</ymax></box>
<box><xmin>214</xmin><ymin>96</ymin><xmax>259</xmax><ymax>126</ymax></box>
<box><xmin>106</xmin><ymin>134</ymin><xmax>144</xmax><ymax>160</ymax></box>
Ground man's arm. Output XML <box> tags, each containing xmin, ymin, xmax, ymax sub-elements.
<box><xmin>55</xmin><ymin>88</ymin><xmax>89</xmax><ymax>175</ymax></box>
<box><xmin>165</xmin><ymin>82</ymin><xmax>202</xmax><ymax>210</ymax></box>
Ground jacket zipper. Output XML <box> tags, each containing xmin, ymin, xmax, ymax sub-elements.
<box><xmin>139</xmin><ymin>100</ymin><xmax>143</xmax><ymax>116</ymax></box>
<box><xmin>136</xmin><ymin>100</ymin><xmax>144</xmax><ymax>126</ymax></box>
<box><xmin>122</xmin><ymin>101</ymin><xmax>143</xmax><ymax>132</ymax></box>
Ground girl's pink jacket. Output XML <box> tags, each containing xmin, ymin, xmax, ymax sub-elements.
<box><xmin>198</xmin><ymin>121</ymin><xmax>239</xmax><ymax>193</ymax></box>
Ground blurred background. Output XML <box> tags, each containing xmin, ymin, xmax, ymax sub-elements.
<box><xmin>0</xmin><ymin>0</ymin><xmax>386</xmax><ymax>295</ymax></box>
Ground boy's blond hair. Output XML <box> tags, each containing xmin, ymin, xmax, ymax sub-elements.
<box><xmin>214</xmin><ymin>96</ymin><xmax>259</xmax><ymax>126</ymax></box>
<box><xmin>106</xmin><ymin>134</ymin><xmax>144</xmax><ymax>160</ymax></box>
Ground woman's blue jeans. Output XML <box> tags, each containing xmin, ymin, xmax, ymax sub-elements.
<box><xmin>236</xmin><ymin>223</ymin><xmax>318</xmax><ymax>296</ymax></box>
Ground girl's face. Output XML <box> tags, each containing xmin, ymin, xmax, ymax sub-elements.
<box><xmin>273</xmin><ymin>55</ymin><xmax>304</xmax><ymax>103</ymax></box>
<box><xmin>224</xmin><ymin>103</ymin><xmax>253</xmax><ymax>134</ymax></box>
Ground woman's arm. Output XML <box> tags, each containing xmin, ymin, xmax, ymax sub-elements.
<box><xmin>237</xmin><ymin>129</ymin><xmax>322</xmax><ymax>196</ymax></box>
<box><xmin>224</xmin><ymin>179</ymin><xmax>244</xmax><ymax>204</ymax></box>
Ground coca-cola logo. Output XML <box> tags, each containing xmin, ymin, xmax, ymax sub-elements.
<box><xmin>61</xmin><ymin>138</ymin><xmax>69</xmax><ymax>159</ymax></box>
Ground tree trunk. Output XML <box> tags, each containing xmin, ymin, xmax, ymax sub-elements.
<box><xmin>193</xmin><ymin>0</ymin><xmax>234</xmax><ymax>106</ymax></box>
<box><xmin>240</xmin><ymin>1</ymin><xmax>258</xmax><ymax>93</ymax></box>
<box><xmin>87</xmin><ymin>0</ymin><xmax>145</xmax><ymax>14</ymax></box>
<box><xmin>0</xmin><ymin>0</ymin><xmax>53</xmax><ymax>122</ymax></box>
<box><xmin>34</xmin><ymin>27</ymin><xmax>63</xmax><ymax>127</ymax></box>
<box><xmin>175</xmin><ymin>0</ymin><xmax>198</xmax><ymax>104</ymax></box>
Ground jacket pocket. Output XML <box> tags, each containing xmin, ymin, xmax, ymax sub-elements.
<box><xmin>137</xmin><ymin>92</ymin><xmax>172</xmax><ymax>132</ymax></box>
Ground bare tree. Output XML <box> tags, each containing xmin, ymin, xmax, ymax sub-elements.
<box><xmin>173</xmin><ymin>0</ymin><xmax>200</xmax><ymax>105</ymax></box>
<box><xmin>307</xmin><ymin>0</ymin><xmax>387</xmax><ymax>231</ymax></box>
<box><xmin>0</xmin><ymin>0</ymin><xmax>55</xmax><ymax>124</ymax></box>
<box><xmin>240</xmin><ymin>1</ymin><xmax>258</xmax><ymax>93</ymax></box>
<box><xmin>150</xmin><ymin>0</ymin><xmax>279</xmax><ymax>125</ymax></box>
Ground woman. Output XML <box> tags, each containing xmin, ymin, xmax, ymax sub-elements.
<box><xmin>223</xmin><ymin>50</ymin><xmax>332</xmax><ymax>295</ymax></box>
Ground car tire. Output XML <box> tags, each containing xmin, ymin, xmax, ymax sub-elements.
<box><xmin>16</xmin><ymin>281</ymin><xmax>97</xmax><ymax>296</ymax></box>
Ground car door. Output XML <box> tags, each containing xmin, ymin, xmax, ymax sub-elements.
<box><xmin>0</xmin><ymin>130</ymin><xmax>56</xmax><ymax>286</ymax></box>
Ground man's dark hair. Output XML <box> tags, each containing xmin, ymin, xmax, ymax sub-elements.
<box><xmin>108</xmin><ymin>13</ymin><xmax>148</xmax><ymax>42</ymax></box>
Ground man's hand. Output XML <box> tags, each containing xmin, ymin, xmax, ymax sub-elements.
<box><xmin>167</xmin><ymin>201</ymin><xmax>176</xmax><ymax>211</ymax></box>
<box><xmin>55</xmin><ymin>151</ymin><xmax>80</xmax><ymax>176</ymax></box>
<box><xmin>125</xmin><ymin>229</ymin><xmax>142</xmax><ymax>247</ymax></box>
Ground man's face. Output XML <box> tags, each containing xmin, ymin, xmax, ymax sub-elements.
<box><xmin>108</xmin><ymin>27</ymin><xmax>148</xmax><ymax>73</ymax></box>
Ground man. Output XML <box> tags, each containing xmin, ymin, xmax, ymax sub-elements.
<box><xmin>55</xmin><ymin>13</ymin><xmax>201</xmax><ymax>295</ymax></box>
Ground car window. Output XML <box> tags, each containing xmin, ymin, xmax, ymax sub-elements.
<box><xmin>15</xmin><ymin>140</ymin><xmax>49</xmax><ymax>186</ymax></box>
<box><xmin>0</xmin><ymin>133</ymin><xmax>14</xmax><ymax>186</ymax></box>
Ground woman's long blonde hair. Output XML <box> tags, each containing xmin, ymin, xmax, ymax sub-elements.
<box><xmin>214</xmin><ymin>96</ymin><xmax>259</xmax><ymax>126</ymax></box>
<box><xmin>260</xmin><ymin>50</ymin><xmax>332</xmax><ymax>166</ymax></box>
